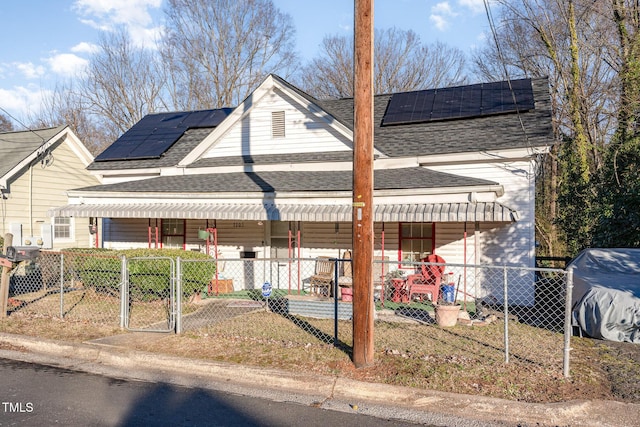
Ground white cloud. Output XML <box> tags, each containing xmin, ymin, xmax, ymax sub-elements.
<box><xmin>433</xmin><ymin>2</ymin><xmax>456</xmax><ymax>15</ymax></box>
<box><xmin>430</xmin><ymin>2</ymin><xmax>457</xmax><ymax>31</ymax></box>
<box><xmin>458</xmin><ymin>0</ymin><xmax>488</xmax><ymax>14</ymax></box>
<box><xmin>71</xmin><ymin>42</ymin><xmax>100</xmax><ymax>54</ymax></box>
<box><xmin>429</xmin><ymin>14</ymin><xmax>449</xmax><ymax>31</ymax></box>
<box><xmin>74</xmin><ymin>0</ymin><xmax>161</xmax><ymax>27</ymax></box>
<box><xmin>13</xmin><ymin>62</ymin><xmax>46</xmax><ymax>80</ymax></box>
<box><xmin>73</xmin><ymin>0</ymin><xmax>163</xmax><ymax>47</ymax></box>
<box><xmin>0</xmin><ymin>86</ymin><xmax>49</xmax><ymax>121</ymax></box>
<box><xmin>46</xmin><ymin>53</ymin><xmax>89</xmax><ymax>77</ymax></box>
<box><xmin>128</xmin><ymin>24</ymin><xmax>164</xmax><ymax>48</ymax></box>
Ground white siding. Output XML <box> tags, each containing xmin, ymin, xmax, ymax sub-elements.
<box><xmin>428</xmin><ymin>160</ymin><xmax>536</xmax><ymax>268</ymax></box>
<box><xmin>434</xmin><ymin>222</ymin><xmax>477</xmax><ymax>266</ymax></box>
<box><xmin>203</xmin><ymin>90</ymin><xmax>352</xmax><ymax>159</ymax></box>
<box><xmin>103</xmin><ymin>218</ymin><xmax>267</xmax><ymax>259</ymax></box>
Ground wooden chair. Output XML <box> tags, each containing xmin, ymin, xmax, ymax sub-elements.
<box><xmin>309</xmin><ymin>256</ymin><xmax>335</xmax><ymax>297</ymax></box>
<box><xmin>406</xmin><ymin>254</ymin><xmax>446</xmax><ymax>304</ymax></box>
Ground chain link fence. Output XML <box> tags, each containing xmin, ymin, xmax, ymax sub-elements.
<box><xmin>3</xmin><ymin>251</ymin><xmax>569</xmax><ymax>374</ymax></box>
<box><xmin>5</xmin><ymin>251</ymin><xmax>122</xmax><ymax>325</ymax></box>
<box><xmin>177</xmin><ymin>257</ymin><xmax>354</xmax><ymax>348</ymax></box>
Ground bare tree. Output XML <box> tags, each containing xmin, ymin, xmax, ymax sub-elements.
<box><xmin>0</xmin><ymin>114</ymin><xmax>14</xmax><ymax>132</ymax></box>
<box><xmin>31</xmin><ymin>80</ymin><xmax>112</xmax><ymax>155</ymax></box>
<box><xmin>611</xmin><ymin>0</ymin><xmax>640</xmax><ymax>142</ymax></box>
<box><xmin>160</xmin><ymin>0</ymin><xmax>298</xmax><ymax>110</ymax></box>
<box><xmin>473</xmin><ymin>0</ymin><xmax>621</xmax><ymax>255</ymax></box>
<box><xmin>591</xmin><ymin>0</ymin><xmax>640</xmax><ymax>247</ymax></box>
<box><xmin>297</xmin><ymin>28</ymin><xmax>467</xmax><ymax>99</ymax></box>
<box><xmin>80</xmin><ymin>27</ymin><xmax>168</xmax><ymax>137</ymax></box>
<box><xmin>474</xmin><ymin>0</ymin><xmax>617</xmax><ymax>166</ymax></box>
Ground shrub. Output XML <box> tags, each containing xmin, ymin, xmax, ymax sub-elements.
<box><xmin>65</xmin><ymin>248</ymin><xmax>216</xmax><ymax>300</ymax></box>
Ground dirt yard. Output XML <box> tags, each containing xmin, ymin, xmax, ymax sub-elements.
<box><xmin>2</xmin><ymin>309</ymin><xmax>639</xmax><ymax>405</ymax></box>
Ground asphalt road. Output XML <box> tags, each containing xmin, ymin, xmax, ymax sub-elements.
<box><xmin>0</xmin><ymin>358</ymin><xmax>422</xmax><ymax>427</ymax></box>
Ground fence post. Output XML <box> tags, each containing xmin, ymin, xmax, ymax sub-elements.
<box><xmin>176</xmin><ymin>257</ymin><xmax>182</xmax><ymax>334</ymax></box>
<box><xmin>563</xmin><ymin>269</ymin><xmax>574</xmax><ymax>378</ymax></box>
<box><xmin>503</xmin><ymin>266</ymin><xmax>509</xmax><ymax>364</ymax></box>
<box><xmin>333</xmin><ymin>257</ymin><xmax>339</xmax><ymax>347</ymax></box>
<box><xmin>120</xmin><ymin>255</ymin><xmax>127</xmax><ymax>329</ymax></box>
<box><xmin>60</xmin><ymin>252</ymin><xmax>65</xmax><ymax>318</ymax></box>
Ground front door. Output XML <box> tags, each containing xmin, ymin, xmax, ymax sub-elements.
<box><xmin>270</xmin><ymin>221</ymin><xmax>298</xmax><ymax>291</ymax></box>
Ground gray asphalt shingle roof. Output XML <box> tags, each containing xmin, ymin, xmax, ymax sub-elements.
<box><xmin>0</xmin><ymin>126</ymin><xmax>65</xmax><ymax>178</ymax></box>
<box><xmin>317</xmin><ymin>77</ymin><xmax>553</xmax><ymax>157</ymax></box>
<box><xmin>88</xmin><ymin>76</ymin><xmax>553</xmax><ymax>172</ymax></box>
<box><xmin>188</xmin><ymin>151</ymin><xmax>357</xmax><ymax>168</ymax></box>
<box><xmin>74</xmin><ymin>167</ymin><xmax>496</xmax><ymax>194</ymax></box>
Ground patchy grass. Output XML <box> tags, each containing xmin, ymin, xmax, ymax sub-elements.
<box><xmin>1</xmin><ymin>292</ymin><xmax>639</xmax><ymax>404</ymax></box>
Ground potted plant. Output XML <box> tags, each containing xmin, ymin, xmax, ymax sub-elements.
<box><xmin>434</xmin><ymin>278</ymin><xmax>460</xmax><ymax>326</ymax></box>
<box><xmin>434</xmin><ymin>300</ymin><xmax>461</xmax><ymax>327</ymax></box>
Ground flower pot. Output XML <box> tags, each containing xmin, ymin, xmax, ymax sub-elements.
<box><xmin>435</xmin><ymin>304</ymin><xmax>461</xmax><ymax>327</ymax></box>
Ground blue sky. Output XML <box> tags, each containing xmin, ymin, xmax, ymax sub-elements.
<box><xmin>0</xmin><ymin>0</ymin><xmax>495</xmax><ymax>124</ymax></box>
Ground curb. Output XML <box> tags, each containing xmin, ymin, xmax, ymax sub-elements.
<box><xmin>1</xmin><ymin>332</ymin><xmax>639</xmax><ymax>427</ymax></box>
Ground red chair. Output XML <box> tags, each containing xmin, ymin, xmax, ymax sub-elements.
<box><xmin>406</xmin><ymin>254</ymin><xmax>446</xmax><ymax>303</ymax></box>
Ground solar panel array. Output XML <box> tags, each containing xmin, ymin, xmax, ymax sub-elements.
<box><xmin>95</xmin><ymin>108</ymin><xmax>233</xmax><ymax>162</ymax></box>
<box><xmin>382</xmin><ymin>78</ymin><xmax>534</xmax><ymax>126</ymax></box>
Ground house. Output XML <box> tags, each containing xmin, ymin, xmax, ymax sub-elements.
<box><xmin>49</xmin><ymin>75</ymin><xmax>554</xmax><ymax>281</ymax></box>
<box><xmin>0</xmin><ymin>126</ymin><xmax>99</xmax><ymax>249</ymax></box>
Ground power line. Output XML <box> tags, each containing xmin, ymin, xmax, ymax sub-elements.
<box><xmin>0</xmin><ymin>105</ymin><xmax>45</xmax><ymax>143</ymax></box>
<box><xmin>483</xmin><ymin>0</ymin><xmax>537</xmax><ymax>163</ymax></box>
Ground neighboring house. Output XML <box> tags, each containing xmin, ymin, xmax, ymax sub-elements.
<box><xmin>50</xmin><ymin>75</ymin><xmax>554</xmax><ymax>280</ymax></box>
<box><xmin>0</xmin><ymin>126</ymin><xmax>99</xmax><ymax>249</ymax></box>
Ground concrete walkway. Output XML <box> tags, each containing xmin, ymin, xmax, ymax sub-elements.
<box><xmin>0</xmin><ymin>332</ymin><xmax>638</xmax><ymax>427</ymax></box>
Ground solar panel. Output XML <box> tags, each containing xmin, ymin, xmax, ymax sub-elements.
<box><xmin>382</xmin><ymin>78</ymin><xmax>534</xmax><ymax>126</ymax></box>
<box><xmin>95</xmin><ymin>108</ymin><xmax>233</xmax><ymax>162</ymax></box>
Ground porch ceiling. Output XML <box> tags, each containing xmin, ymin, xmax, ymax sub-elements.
<box><xmin>49</xmin><ymin>201</ymin><xmax>518</xmax><ymax>223</ymax></box>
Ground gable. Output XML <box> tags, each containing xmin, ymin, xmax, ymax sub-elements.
<box><xmin>200</xmin><ymin>88</ymin><xmax>353</xmax><ymax>160</ymax></box>
<box><xmin>0</xmin><ymin>126</ymin><xmax>66</xmax><ymax>180</ymax></box>
<box><xmin>0</xmin><ymin>126</ymin><xmax>96</xmax><ymax>191</ymax></box>
<box><xmin>1</xmin><ymin>127</ymin><xmax>95</xmax><ymax>191</ymax></box>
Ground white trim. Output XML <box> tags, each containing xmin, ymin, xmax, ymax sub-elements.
<box><xmin>417</xmin><ymin>146</ymin><xmax>549</xmax><ymax>166</ymax></box>
<box><xmin>178</xmin><ymin>75</ymin><xmax>356</xmax><ymax>166</ymax></box>
<box><xmin>49</xmin><ymin>201</ymin><xmax>518</xmax><ymax>223</ymax></box>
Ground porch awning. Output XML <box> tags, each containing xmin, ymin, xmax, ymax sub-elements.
<box><xmin>49</xmin><ymin>201</ymin><xmax>518</xmax><ymax>222</ymax></box>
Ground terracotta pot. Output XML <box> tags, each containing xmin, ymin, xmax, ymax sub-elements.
<box><xmin>435</xmin><ymin>304</ymin><xmax>461</xmax><ymax>327</ymax></box>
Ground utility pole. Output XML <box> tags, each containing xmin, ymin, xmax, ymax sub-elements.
<box><xmin>352</xmin><ymin>0</ymin><xmax>374</xmax><ymax>368</ymax></box>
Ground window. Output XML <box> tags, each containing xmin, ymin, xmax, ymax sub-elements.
<box><xmin>271</xmin><ymin>111</ymin><xmax>285</xmax><ymax>138</ymax></box>
<box><xmin>53</xmin><ymin>217</ymin><xmax>72</xmax><ymax>239</ymax></box>
<box><xmin>399</xmin><ymin>223</ymin><xmax>434</xmax><ymax>263</ymax></box>
<box><xmin>161</xmin><ymin>219</ymin><xmax>185</xmax><ymax>249</ymax></box>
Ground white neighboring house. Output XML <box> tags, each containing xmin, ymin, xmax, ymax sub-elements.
<box><xmin>50</xmin><ymin>75</ymin><xmax>554</xmax><ymax>290</ymax></box>
<box><xmin>0</xmin><ymin>126</ymin><xmax>100</xmax><ymax>249</ymax></box>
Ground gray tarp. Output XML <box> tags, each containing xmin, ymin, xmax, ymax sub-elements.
<box><xmin>568</xmin><ymin>248</ymin><xmax>640</xmax><ymax>343</ymax></box>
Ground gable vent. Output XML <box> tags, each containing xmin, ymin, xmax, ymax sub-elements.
<box><xmin>271</xmin><ymin>111</ymin><xmax>285</xmax><ymax>138</ymax></box>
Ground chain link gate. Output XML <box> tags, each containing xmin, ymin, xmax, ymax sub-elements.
<box><xmin>123</xmin><ymin>257</ymin><xmax>175</xmax><ymax>332</ymax></box>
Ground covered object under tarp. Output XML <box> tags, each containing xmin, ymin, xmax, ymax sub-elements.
<box><xmin>568</xmin><ymin>248</ymin><xmax>640</xmax><ymax>343</ymax></box>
